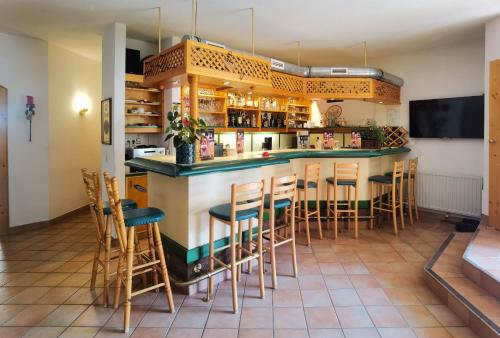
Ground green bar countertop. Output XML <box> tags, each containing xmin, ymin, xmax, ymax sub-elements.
<box><xmin>125</xmin><ymin>147</ymin><xmax>411</xmax><ymax>177</ymax></box>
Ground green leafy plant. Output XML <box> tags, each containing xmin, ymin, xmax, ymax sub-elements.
<box><xmin>359</xmin><ymin>120</ymin><xmax>386</xmax><ymax>144</ymax></box>
<box><xmin>164</xmin><ymin>111</ymin><xmax>207</xmax><ymax>148</ymax></box>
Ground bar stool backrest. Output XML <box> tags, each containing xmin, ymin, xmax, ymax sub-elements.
<box><xmin>81</xmin><ymin>169</ymin><xmax>106</xmax><ymax>242</ymax></box>
<box><xmin>333</xmin><ymin>162</ymin><xmax>359</xmax><ymax>184</ymax></box>
<box><xmin>103</xmin><ymin>172</ymin><xmax>127</xmax><ymax>253</ymax></box>
<box><xmin>231</xmin><ymin>180</ymin><xmax>265</xmax><ymax>220</ymax></box>
<box><xmin>408</xmin><ymin>157</ymin><xmax>418</xmax><ymax>179</ymax></box>
<box><xmin>304</xmin><ymin>163</ymin><xmax>321</xmax><ymax>186</ymax></box>
<box><xmin>270</xmin><ymin>175</ymin><xmax>297</xmax><ymax>208</ymax></box>
<box><xmin>391</xmin><ymin>160</ymin><xmax>405</xmax><ymax>185</ymax></box>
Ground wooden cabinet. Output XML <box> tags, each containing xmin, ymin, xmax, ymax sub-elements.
<box><xmin>126</xmin><ymin>174</ymin><xmax>148</xmax><ymax>208</ymax></box>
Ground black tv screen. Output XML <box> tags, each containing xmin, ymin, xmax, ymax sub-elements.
<box><xmin>409</xmin><ymin>95</ymin><xmax>484</xmax><ymax>139</ymax></box>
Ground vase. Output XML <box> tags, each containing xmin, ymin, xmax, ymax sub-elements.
<box><xmin>176</xmin><ymin>143</ymin><xmax>195</xmax><ymax>164</ymax></box>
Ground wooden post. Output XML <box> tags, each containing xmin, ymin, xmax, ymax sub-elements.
<box><xmin>364</xmin><ymin>41</ymin><xmax>368</xmax><ymax>67</ymax></box>
<box><xmin>297</xmin><ymin>41</ymin><xmax>301</xmax><ymax>67</ymax></box>
<box><xmin>189</xmin><ymin>75</ymin><xmax>200</xmax><ymax>162</ymax></box>
<box><xmin>191</xmin><ymin>0</ymin><xmax>197</xmax><ymax>36</ymax></box>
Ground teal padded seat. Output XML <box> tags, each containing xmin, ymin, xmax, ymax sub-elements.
<box><xmin>297</xmin><ymin>179</ymin><xmax>317</xmax><ymax>189</ymax></box>
<box><xmin>326</xmin><ymin>177</ymin><xmax>357</xmax><ymax>186</ymax></box>
<box><xmin>264</xmin><ymin>194</ymin><xmax>291</xmax><ymax>209</ymax></box>
<box><xmin>384</xmin><ymin>172</ymin><xmax>409</xmax><ymax>179</ymax></box>
<box><xmin>368</xmin><ymin>175</ymin><xmax>394</xmax><ymax>184</ymax></box>
<box><xmin>209</xmin><ymin>203</ymin><xmax>258</xmax><ymax>222</ymax></box>
<box><xmin>123</xmin><ymin>207</ymin><xmax>165</xmax><ymax>227</ymax></box>
<box><xmin>103</xmin><ymin>199</ymin><xmax>137</xmax><ymax>215</ymax></box>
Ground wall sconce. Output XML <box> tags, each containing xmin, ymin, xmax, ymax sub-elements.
<box><xmin>72</xmin><ymin>93</ymin><xmax>90</xmax><ymax>116</ymax></box>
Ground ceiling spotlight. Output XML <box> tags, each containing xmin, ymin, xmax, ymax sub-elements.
<box><xmin>223</xmin><ymin>81</ymin><xmax>230</xmax><ymax>85</ymax></box>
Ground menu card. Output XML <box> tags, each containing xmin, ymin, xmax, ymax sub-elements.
<box><xmin>200</xmin><ymin>129</ymin><xmax>215</xmax><ymax>160</ymax></box>
<box><xmin>323</xmin><ymin>130</ymin><xmax>334</xmax><ymax>149</ymax></box>
<box><xmin>236</xmin><ymin>129</ymin><xmax>245</xmax><ymax>154</ymax></box>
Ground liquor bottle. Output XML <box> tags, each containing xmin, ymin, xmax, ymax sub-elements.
<box><xmin>251</xmin><ymin>114</ymin><xmax>256</xmax><ymax>127</ymax></box>
<box><xmin>238</xmin><ymin>112</ymin><xmax>243</xmax><ymax>127</ymax></box>
<box><xmin>246</xmin><ymin>113</ymin><xmax>251</xmax><ymax>127</ymax></box>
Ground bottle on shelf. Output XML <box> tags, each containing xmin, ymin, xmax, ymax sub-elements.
<box><xmin>251</xmin><ymin>114</ymin><xmax>257</xmax><ymax>127</ymax></box>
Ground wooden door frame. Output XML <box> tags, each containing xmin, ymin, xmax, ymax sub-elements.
<box><xmin>0</xmin><ymin>86</ymin><xmax>8</xmax><ymax>234</ymax></box>
<box><xmin>489</xmin><ymin>60</ymin><xmax>500</xmax><ymax>230</ymax></box>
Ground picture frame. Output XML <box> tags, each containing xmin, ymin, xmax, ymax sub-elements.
<box><xmin>101</xmin><ymin>98</ymin><xmax>112</xmax><ymax>145</ymax></box>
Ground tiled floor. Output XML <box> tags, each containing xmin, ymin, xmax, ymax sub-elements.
<box><xmin>0</xmin><ymin>211</ymin><xmax>482</xmax><ymax>337</ymax></box>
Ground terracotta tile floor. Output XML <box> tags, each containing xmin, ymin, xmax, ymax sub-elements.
<box><xmin>0</xmin><ymin>211</ymin><xmax>483</xmax><ymax>337</ymax></box>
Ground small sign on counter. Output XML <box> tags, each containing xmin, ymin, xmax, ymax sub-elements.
<box><xmin>323</xmin><ymin>130</ymin><xmax>334</xmax><ymax>149</ymax></box>
<box><xmin>200</xmin><ymin>129</ymin><xmax>215</xmax><ymax>160</ymax></box>
<box><xmin>236</xmin><ymin>129</ymin><xmax>245</xmax><ymax>154</ymax></box>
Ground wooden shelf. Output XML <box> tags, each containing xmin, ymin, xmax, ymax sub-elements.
<box><xmin>261</xmin><ymin>109</ymin><xmax>287</xmax><ymax>113</ymax></box>
<box><xmin>125</xmin><ymin>113</ymin><xmax>162</xmax><ymax>117</ymax></box>
<box><xmin>199</xmin><ymin>93</ymin><xmax>226</xmax><ymax>99</ymax></box>
<box><xmin>226</xmin><ymin>127</ymin><xmax>260</xmax><ymax>132</ymax></box>
<box><xmin>227</xmin><ymin>106</ymin><xmax>259</xmax><ymax>111</ymax></box>
<box><xmin>259</xmin><ymin>128</ymin><xmax>287</xmax><ymax>132</ymax></box>
<box><xmin>288</xmin><ymin>103</ymin><xmax>310</xmax><ymax>108</ymax></box>
<box><xmin>125</xmin><ymin>127</ymin><xmax>162</xmax><ymax>134</ymax></box>
<box><xmin>125</xmin><ymin>101</ymin><xmax>161</xmax><ymax>106</ymax></box>
<box><xmin>125</xmin><ymin>87</ymin><xmax>160</xmax><ymax>93</ymax></box>
<box><xmin>199</xmin><ymin>111</ymin><xmax>226</xmax><ymax>115</ymax></box>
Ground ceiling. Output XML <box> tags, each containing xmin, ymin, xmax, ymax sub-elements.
<box><xmin>1</xmin><ymin>0</ymin><xmax>499</xmax><ymax>66</ymax></box>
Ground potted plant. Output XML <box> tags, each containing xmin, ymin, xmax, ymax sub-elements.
<box><xmin>165</xmin><ymin>111</ymin><xmax>206</xmax><ymax>164</ymax></box>
<box><xmin>359</xmin><ymin>121</ymin><xmax>386</xmax><ymax>149</ymax></box>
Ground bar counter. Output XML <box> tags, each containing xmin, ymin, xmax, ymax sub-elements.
<box><xmin>125</xmin><ymin>147</ymin><xmax>410</xmax><ymax>281</ymax></box>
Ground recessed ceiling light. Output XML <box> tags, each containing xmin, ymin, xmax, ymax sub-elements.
<box><xmin>248</xmin><ymin>91</ymin><xmax>253</xmax><ymax>95</ymax></box>
<box><xmin>172</xmin><ymin>80</ymin><xmax>179</xmax><ymax>85</ymax></box>
<box><xmin>378</xmin><ymin>101</ymin><xmax>384</xmax><ymax>104</ymax></box>
<box><xmin>223</xmin><ymin>81</ymin><xmax>230</xmax><ymax>85</ymax></box>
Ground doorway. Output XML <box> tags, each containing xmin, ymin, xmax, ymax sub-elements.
<box><xmin>489</xmin><ymin>60</ymin><xmax>500</xmax><ymax>230</ymax></box>
<box><xmin>0</xmin><ymin>86</ymin><xmax>7</xmax><ymax>234</ymax></box>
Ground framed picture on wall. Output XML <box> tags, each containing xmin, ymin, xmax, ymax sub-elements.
<box><xmin>101</xmin><ymin>98</ymin><xmax>112</xmax><ymax>145</ymax></box>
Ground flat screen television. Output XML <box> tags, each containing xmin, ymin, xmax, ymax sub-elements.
<box><xmin>409</xmin><ymin>95</ymin><xmax>484</xmax><ymax>139</ymax></box>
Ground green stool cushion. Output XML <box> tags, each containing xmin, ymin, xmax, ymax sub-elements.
<box><xmin>326</xmin><ymin>177</ymin><xmax>357</xmax><ymax>186</ymax></box>
<box><xmin>368</xmin><ymin>175</ymin><xmax>393</xmax><ymax>184</ymax></box>
<box><xmin>264</xmin><ymin>194</ymin><xmax>291</xmax><ymax>209</ymax></box>
<box><xmin>209</xmin><ymin>203</ymin><xmax>258</xmax><ymax>222</ymax></box>
<box><xmin>123</xmin><ymin>207</ymin><xmax>165</xmax><ymax>227</ymax></box>
<box><xmin>384</xmin><ymin>172</ymin><xmax>409</xmax><ymax>179</ymax></box>
<box><xmin>297</xmin><ymin>179</ymin><xmax>317</xmax><ymax>189</ymax></box>
<box><xmin>103</xmin><ymin>199</ymin><xmax>137</xmax><ymax>215</ymax></box>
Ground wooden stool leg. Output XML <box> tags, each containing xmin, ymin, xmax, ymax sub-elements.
<box><xmin>316</xmin><ymin>186</ymin><xmax>323</xmax><ymax>240</ymax></box>
<box><xmin>289</xmin><ymin>206</ymin><xmax>298</xmax><ymax>278</ymax></box>
<box><xmin>334</xmin><ymin>183</ymin><xmax>338</xmax><ymax>238</ymax></box>
<box><xmin>152</xmin><ymin>222</ymin><xmax>175</xmax><ymax>313</ymax></box>
<box><xmin>297</xmin><ymin>190</ymin><xmax>302</xmax><ymax>233</ymax></box>
<box><xmin>147</xmin><ymin>223</ymin><xmax>159</xmax><ymax>290</ymax></box>
<box><xmin>284</xmin><ymin>205</ymin><xmax>289</xmax><ymax>239</ymax></box>
<box><xmin>346</xmin><ymin>186</ymin><xmax>351</xmax><ymax>230</ymax></box>
<box><xmin>407</xmin><ymin>178</ymin><xmax>413</xmax><ymax>225</ymax></box>
<box><xmin>248</xmin><ymin>219</ymin><xmax>253</xmax><ymax>274</ymax></box>
<box><xmin>391</xmin><ymin>185</ymin><xmax>398</xmax><ymax>235</ymax></box>
<box><xmin>304</xmin><ymin>188</ymin><xmax>311</xmax><ymax>246</ymax></box>
<box><xmin>269</xmin><ymin>207</ymin><xmax>277</xmax><ymax>289</ymax></box>
<box><xmin>123</xmin><ymin>227</ymin><xmax>135</xmax><ymax>333</ymax></box>
<box><xmin>134</xmin><ymin>232</ymin><xmax>148</xmax><ymax>288</ymax></box>
<box><xmin>354</xmin><ymin>185</ymin><xmax>359</xmax><ymax>239</ymax></box>
<box><xmin>103</xmin><ymin>216</ymin><xmax>112</xmax><ymax>307</ymax></box>
<box><xmin>369</xmin><ymin>182</ymin><xmax>374</xmax><ymax>230</ymax></box>
<box><xmin>230</xmin><ymin>221</ymin><xmax>238</xmax><ymax>313</ymax></box>
<box><xmin>413</xmin><ymin>177</ymin><xmax>419</xmax><ymax>220</ymax></box>
<box><xmin>90</xmin><ymin>232</ymin><xmax>101</xmax><ymax>291</ymax></box>
<box><xmin>113</xmin><ymin>253</ymin><xmax>124</xmax><ymax>309</ymax></box>
<box><xmin>208</xmin><ymin>216</ymin><xmax>215</xmax><ymax>301</ymax></box>
<box><xmin>326</xmin><ymin>183</ymin><xmax>331</xmax><ymax>231</ymax></box>
<box><xmin>257</xmin><ymin>216</ymin><xmax>265</xmax><ymax>299</ymax></box>
<box><xmin>237</xmin><ymin>221</ymin><xmax>243</xmax><ymax>282</ymax></box>
<box><xmin>399</xmin><ymin>184</ymin><xmax>405</xmax><ymax>230</ymax></box>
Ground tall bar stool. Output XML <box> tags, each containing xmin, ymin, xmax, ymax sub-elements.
<box><xmin>264</xmin><ymin>175</ymin><xmax>298</xmax><ymax>289</ymax></box>
<box><xmin>296</xmin><ymin>163</ymin><xmax>323</xmax><ymax>246</ymax></box>
<box><xmin>208</xmin><ymin>180</ymin><xmax>265</xmax><ymax>314</ymax></box>
<box><xmin>369</xmin><ymin>160</ymin><xmax>405</xmax><ymax>235</ymax></box>
<box><xmin>103</xmin><ymin>172</ymin><xmax>174</xmax><ymax>333</ymax></box>
<box><xmin>385</xmin><ymin>157</ymin><xmax>419</xmax><ymax>224</ymax></box>
<box><xmin>81</xmin><ymin>169</ymin><xmax>137</xmax><ymax>307</ymax></box>
<box><xmin>326</xmin><ymin>163</ymin><xmax>360</xmax><ymax>239</ymax></box>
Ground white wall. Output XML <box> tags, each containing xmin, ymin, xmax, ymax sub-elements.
<box><xmin>483</xmin><ymin>16</ymin><xmax>500</xmax><ymax>215</ymax></box>
<box><xmin>0</xmin><ymin>33</ymin><xmax>50</xmax><ymax>227</ymax></box>
<box><xmin>48</xmin><ymin>44</ymin><xmax>101</xmax><ymax>218</ymax></box>
<box><xmin>316</xmin><ymin>39</ymin><xmax>485</xmax><ymax>178</ymax></box>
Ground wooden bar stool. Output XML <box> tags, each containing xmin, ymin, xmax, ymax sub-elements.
<box><xmin>326</xmin><ymin>163</ymin><xmax>360</xmax><ymax>239</ymax></box>
<box><xmin>103</xmin><ymin>172</ymin><xmax>174</xmax><ymax>333</ymax></box>
<box><xmin>296</xmin><ymin>163</ymin><xmax>323</xmax><ymax>246</ymax></box>
<box><xmin>264</xmin><ymin>175</ymin><xmax>298</xmax><ymax>289</ymax></box>
<box><xmin>208</xmin><ymin>180</ymin><xmax>265</xmax><ymax>313</ymax></box>
<box><xmin>385</xmin><ymin>157</ymin><xmax>419</xmax><ymax>224</ymax></box>
<box><xmin>81</xmin><ymin>169</ymin><xmax>137</xmax><ymax>307</ymax></box>
<box><xmin>369</xmin><ymin>160</ymin><xmax>405</xmax><ymax>235</ymax></box>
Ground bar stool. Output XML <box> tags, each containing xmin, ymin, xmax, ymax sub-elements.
<box><xmin>81</xmin><ymin>169</ymin><xmax>137</xmax><ymax>307</ymax></box>
<box><xmin>103</xmin><ymin>172</ymin><xmax>174</xmax><ymax>333</ymax></box>
<box><xmin>326</xmin><ymin>163</ymin><xmax>360</xmax><ymax>239</ymax></box>
<box><xmin>369</xmin><ymin>160</ymin><xmax>405</xmax><ymax>235</ymax></box>
<box><xmin>264</xmin><ymin>175</ymin><xmax>298</xmax><ymax>289</ymax></box>
<box><xmin>296</xmin><ymin>163</ymin><xmax>323</xmax><ymax>246</ymax></box>
<box><xmin>208</xmin><ymin>180</ymin><xmax>265</xmax><ymax>313</ymax></box>
<box><xmin>385</xmin><ymin>157</ymin><xmax>419</xmax><ymax>224</ymax></box>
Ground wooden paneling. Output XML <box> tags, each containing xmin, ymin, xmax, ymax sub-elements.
<box><xmin>489</xmin><ymin>60</ymin><xmax>500</xmax><ymax>229</ymax></box>
<box><xmin>0</xmin><ymin>86</ymin><xmax>7</xmax><ymax>234</ymax></box>
<box><xmin>126</xmin><ymin>175</ymin><xmax>148</xmax><ymax>208</ymax></box>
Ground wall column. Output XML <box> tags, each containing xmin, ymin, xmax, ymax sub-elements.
<box><xmin>188</xmin><ymin>75</ymin><xmax>200</xmax><ymax>162</ymax></box>
<box><xmin>101</xmin><ymin>23</ymin><xmax>126</xmax><ymax>195</ymax></box>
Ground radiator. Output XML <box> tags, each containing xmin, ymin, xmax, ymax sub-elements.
<box><xmin>416</xmin><ymin>172</ymin><xmax>482</xmax><ymax>217</ymax></box>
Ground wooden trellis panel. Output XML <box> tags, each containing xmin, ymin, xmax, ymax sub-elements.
<box><xmin>186</xmin><ymin>40</ymin><xmax>271</xmax><ymax>86</ymax></box>
<box><xmin>270</xmin><ymin>71</ymin><xmax>304</xmax><ymax>96</ymax></box>
<box><xmin>370</xmin><ymin>80</ymin><xmax>401</xmax><ymax>104</ymax></box>
<box><xmin>383</xmin><ymin>126</ymin><xmax>409</xmax><ymax>147</ymax></box>
<box><xmin>304</xmin><ymin>78</ymin><xmax>372</xmax><ymax>99</ymax></box>
<box><xmin>143</xmin><ymin>43</ymin><xmax>186</xmax><ymax>86</ymax></box>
